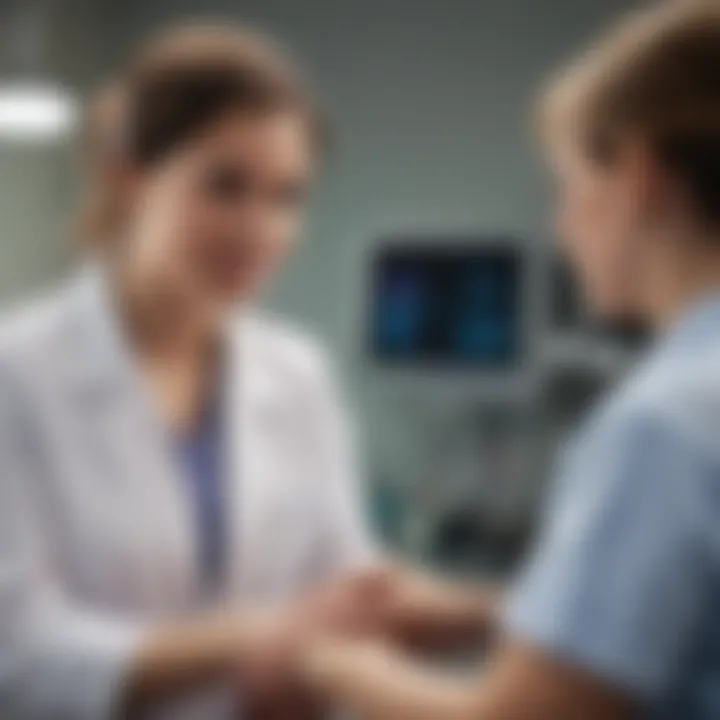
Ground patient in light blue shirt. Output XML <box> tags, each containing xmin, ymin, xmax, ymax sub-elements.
<box><xmin>504</xmin><ymin>296</ymin><xmax>720</xmax><ymax>718</ymax></box>
<box><xmin>287</xmin><ymin>5</ymin><xmax>720</xmax><ymax>717</ymax></box>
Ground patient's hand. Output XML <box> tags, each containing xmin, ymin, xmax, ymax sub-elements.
<box><xmin>341</xmin><ymin>563</ymin><xmax>501</xmax><ymax>651</ymax></box>
<box><xmin>302</xmin><ymin>566</ymin><xmax>396</xmax><ymax>638</ymax></box>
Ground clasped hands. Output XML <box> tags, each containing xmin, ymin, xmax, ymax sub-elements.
<box><xmin>238</xmin><ymin>565</ymin><xmax>495</xmax><ymax>718</ymax></box>
<box><xmin>238</xmin><ymin>566</ymin><xmax>398</xmax><ymax>717</ymax></box>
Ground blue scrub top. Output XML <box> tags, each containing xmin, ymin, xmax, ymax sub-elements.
<box><xmin>504</xmin><ymin>294</ymin><xmax>720</xmax><ymax>718</ymax></box>
<box><xmin>175</xmin><ymin>392</ymin><xmax>226</xmax><ymax>594</ymax></box>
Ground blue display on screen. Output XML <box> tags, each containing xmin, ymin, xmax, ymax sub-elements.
<box><xmin>370</xmin><ymin>244</ymin><xmax>522</xmax><ymax>367</ymax></box>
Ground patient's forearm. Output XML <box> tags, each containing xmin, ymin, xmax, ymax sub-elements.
<box><xmin>341</xmin><ymin>666</ymin><xmax>477</xmax><ymax>720</ymax></box>
<box><xmin>305</xmin><ymin>640</ymin><xmax>478</xmax><ymax>720</ymax></box>
<box><xmin>304</xmin><ymin>638</ymin><xmax>635</xmax><ymax>720</ymax></box>
<box><xmin>339</xmin><ymin>667</ymin><xmax>477</xmax><ymax>720</ymax></box>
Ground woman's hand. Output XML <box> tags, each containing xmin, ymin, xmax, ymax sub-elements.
<box><xmin>120</xmin><ymin>591</ymin><xmax>387</xmax><ymax>720</ymax></box>
<box><xmin>119</xmin><ymin>609</ymin><xmax>306</xmax><ymax>718</ymax></box>
<box><xmin>237</xmin><ymin>575</ymin><xmax>397</xmax><ymax>718</ymax></box>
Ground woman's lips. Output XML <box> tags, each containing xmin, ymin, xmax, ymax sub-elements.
<box><xmin>202</xmin><ymin>243</ymin><xmax>259</xmax><ymax>289</ymax></box>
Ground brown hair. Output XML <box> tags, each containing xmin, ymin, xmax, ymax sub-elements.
<box><xmin>540</xmin><ymin>0</ymin><xmax>720</xmax><ymax>228</ymax></box>
<box><xmin>79</xmin><ymin>23</ymin><xmax>323</xmax><ymax>244</ymax></box>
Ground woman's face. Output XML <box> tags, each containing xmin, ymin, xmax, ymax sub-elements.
<box><xmin>550</xmin><ymin>135</ymin><xmax>650</xmax><ymax>319</ymax></box>
<box><xmin>126</xmin><ymin>109</ymin><xmax>314</xmax><ymax>309</ymax></box>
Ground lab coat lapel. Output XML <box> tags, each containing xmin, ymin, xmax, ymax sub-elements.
<box><xmin>67</xmin><ymin>269</ymin><xmax>197</xmax><ymax>611</ymax></box>
<box><xmin>225</xmin><ymin>317</ymin><xmax>290</xmax><ymax>602</ymax></box>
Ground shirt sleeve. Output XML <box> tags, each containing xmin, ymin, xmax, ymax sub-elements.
<box><xmin>503</xmin><ymin>408</ymin><xmax>718</xmax><ymax>703</ymax></box>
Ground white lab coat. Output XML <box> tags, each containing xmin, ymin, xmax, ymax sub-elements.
<box><xmin>0</xmin><ymin>267</ymin><xmax>374</xmax><ymax>720</ymax></box>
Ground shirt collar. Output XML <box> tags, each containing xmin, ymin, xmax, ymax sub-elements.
<box><xmin>661</xmin><ymin>291</ymin><xmax>720</xmax><ymax>355</ymax></box>
<box><xmin>67</xmin><ymin>261</ymin><xmax>135</xmax><ymax>393</ymax></box>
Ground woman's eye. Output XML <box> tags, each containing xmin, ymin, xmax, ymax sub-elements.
<box><xmin>200</xmin><ymin>163</ymin><xmax>308</xmax><ymax>209</ymax></box>
<box><xmin>203</xmin><ymin>166</ymin><xmax>247</xmax><ymax>200</ymax></box>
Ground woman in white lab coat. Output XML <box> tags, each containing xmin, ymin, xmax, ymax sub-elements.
<box><xmin>0</xmin><ymin>24</ymin><xmax>381</xmax><ymax>720</ymax></box>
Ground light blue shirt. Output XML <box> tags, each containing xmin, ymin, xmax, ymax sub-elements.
<box><xmin>504</xmin><ymin>294</ymin><xmax>720</xmax><ymax>718</ymax></box>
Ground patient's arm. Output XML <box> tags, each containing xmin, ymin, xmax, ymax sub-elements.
<box><xmin>337</xmin><ymin>563</ymin><xmax>500</xmax><ymax>653</ymax></box>
<box><xmin>303</xmin><ymin>637</ymin><xmax>636</xmax><ymax>720</ymax></box>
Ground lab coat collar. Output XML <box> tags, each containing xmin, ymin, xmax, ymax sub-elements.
<box><xmin>65</xmin><ymin>262</ymin><xmax>287</xmax><ymax>601</ymax></box>
<box><xmin>63</xmin><ymin>261</ymin><xmax>285</xmax><ymax>452</ymax></box>
<box><xmin>66</xmin><ymin>263</ymin><xmax>137</xmax><ymax>395</ymax></box>
<box><xmin>66</xmin><ymin>263</ymin><xmax>268</xmax><ymax>403</ymax></box>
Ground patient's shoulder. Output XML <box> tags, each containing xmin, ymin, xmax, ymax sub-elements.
<box><xmin>592</xmin><ymin>343</ymin><xmax>720</xmax><ymax>460</ymax></box>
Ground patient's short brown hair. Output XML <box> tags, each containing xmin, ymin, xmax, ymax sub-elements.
<box><xmin>540</xmin><ymin>0</ymin><xmax>720</xmax><ymax>228</ymax></box>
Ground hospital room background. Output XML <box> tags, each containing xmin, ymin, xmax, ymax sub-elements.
<box><xmin>0</xmin><ymin>0</ymin><xmax>650</xmax><ymax>578</ymax></box>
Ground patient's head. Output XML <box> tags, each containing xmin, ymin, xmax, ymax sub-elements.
<box><xmin>540</xmin><ymin>0</ymin><xmax>720</xmax><ymax>323</ymax></box>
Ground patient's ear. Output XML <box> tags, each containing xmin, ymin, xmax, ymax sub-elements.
<box><xmin>618</xmin><ymin>135</ymin><xmax>680</xmax><ymax>232</ymax></box>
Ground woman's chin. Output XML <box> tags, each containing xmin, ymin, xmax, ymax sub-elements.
<box><xmin>590</xmin><ymin>298</ymin><xmax>645</xmax><ymax>329</ymax></box>
<box><xmin>204</xmin><ymin>278</ymin><xmax>261</xmax><ymax>310</ymax></box>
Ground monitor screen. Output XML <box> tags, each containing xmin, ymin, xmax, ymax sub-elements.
<box><xmin>370</xmin><ymin>243</ymin><xmax>523</xmax><ymax>368</ymax></box>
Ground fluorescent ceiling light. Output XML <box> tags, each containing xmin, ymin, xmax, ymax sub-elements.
<box><xmin>0</xmin><ymin>82</ymin><xmax>77</xmax><ymax>142</ymax></box>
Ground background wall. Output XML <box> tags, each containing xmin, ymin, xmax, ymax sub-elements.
<box><xmin>0</xmin><ymin>0</ymin><xmax>636</xmax><ymax>336</ymax></box>
<box><xmin>118</xmin><ymin>0</ymin><xmax>633</xmax><ymax>366</ymax></box>
<box><xmin>0</xmin><ymin>0</ymin><xmax>645</xmax><ymax>566</ymax></box>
